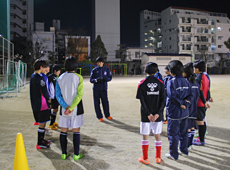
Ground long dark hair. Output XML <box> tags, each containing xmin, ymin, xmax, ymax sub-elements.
<box><xmin>184</xmin><ymin>62</ymin><xmax>196</xmax><ymax>84</ymax></box>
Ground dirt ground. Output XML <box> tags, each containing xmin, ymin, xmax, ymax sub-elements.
<box><xmin>0</xmin><ymin>75</ymin><xmax>230</xmax><ymax>170</ymax></box>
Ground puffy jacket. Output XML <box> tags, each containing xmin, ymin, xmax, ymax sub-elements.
<box><xmin>166</xmin><ymin>76</ymin><xmax>193</xmax><ymax>120</ymax></box>
<box><xmin>90</xmin><ymin>66</ymin><xmax>112</xmax><ymax>90</ymax></box>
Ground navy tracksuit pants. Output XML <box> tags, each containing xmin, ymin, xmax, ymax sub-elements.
<box><xmin>167</xmin><ymin>118</ymin><xmax>188</xmax><ymax>160</ymax></box>
<box><xmin>93</xmin><ymin>90</ymin><xmax>110</xmax><ymax>119</ymax></box>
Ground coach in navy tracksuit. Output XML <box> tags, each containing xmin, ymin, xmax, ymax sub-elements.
<box><xmin>90</xmin><ymin>57</ymin><xmax>113</xmax><ymax>122</ymax></box>
<box><xmin>165</xmin><ymin>60</ymin><xmax>193</xmax><ymax>160</ymax></box>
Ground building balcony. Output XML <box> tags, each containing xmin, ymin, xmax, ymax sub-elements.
<box><xmin>179</xmin><ymin>46</ymin><xmax>192</xmax><ymax>52</ymax></box>
<box><xmin>11</xmin><ymin>0</ymin><xmax>24</xmax><ymax>10</ymax></box>
<box><xmin>11</xmin><ymin>27</ymin><xmax>24</xmax><ymax>37</ymax></box>
<box><xmin>10</xmin><ymin>8</ymin><xmax>23</xmax><ymax>18</ymax></box>
<box><xmin>10</xmin><ymin>17</ymin><xmax>23</xmax><ymax>26</ymax></box>
<box><xmin>180</xmin><ymin>37</ymin><xmax>192</xmax><ymax>42</ymax></box>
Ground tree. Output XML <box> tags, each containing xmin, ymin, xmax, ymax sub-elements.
<box><xmin>198</xmin><ymin>46</ymin><xmax>209</xmax><ymax>64</ymax></box>
<box><xmin>66</xmin><ymin>28</ymin><xmax>88</xmax><ymax>62</ymax></box>
<box><xmin>224</xmin><ymin>37</ymin><xmax>230</xmax><ymax>51</ymax></box>
<box><xmin>90</xmin><ymin>35</ymin><xmax>108</xmax><ymax>62</ymax></box>
<box><xmin>34</xmin><ymin>41</ymin><xmax>45</xmax><ymax>60</ymax></box>
<box><xmin>116</xmin><ymin>44</ymin><xmax>127</xmax><ymax>62</ymax></box>
<box><xmin>67</xmin><ymin>36</ymin><xmax>88</xmax><ymax>61</ymax></box>
<box><xmin>48</xmin><ymin>51</ymin><xmax>57</xmax><ymax>65</ymax></box>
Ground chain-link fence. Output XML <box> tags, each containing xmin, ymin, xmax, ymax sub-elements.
<box><xmin>0</xmin><ymin>36</ymin><xmax>27</xmax><ymax>98</ymax></box>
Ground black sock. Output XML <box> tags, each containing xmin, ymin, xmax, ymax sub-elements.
<box><xmin>38</xmin><ymin>128</ymin><xmax>45</xmax><ymax>145</ymax></box>
<box><xmin>60</xmin><ymin>132</ymin><xmax>68</xmax><ymax>154</ymax></box>
<box><xmin>190</xmin><ymin>130</ymin><xmax>195</xmax><ymax>146</ymax></box>
<box><xmin>198</xmin><ymin>125</ymin><xmax>206</xmax><ymax>142</ymax></box>
<box><xmin>73</xmin><ymin>132</ymin><xmax>80</xmax><ymax>155</ymax></box>
<box><xmin>50</xmin><ymin>113</ymin><xmax>57</xmax><ymax>126</ymax></box>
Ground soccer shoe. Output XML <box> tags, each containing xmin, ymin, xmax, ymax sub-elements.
<box><xmin>188</xmin><ymin>145</ymin><xmax>193</xmax><ymax>151</ymax></box>
<box><xmin>33</xmin><ymin>121</ymin><xmax>39</xmax><ymax>125</ymax></box>
<box><xmin>61</xmin><ymin>153</ymin><xmax>69</xmax><ymax>160</ymax></box>
<box><xmin>193</xmin><ymin>139</ymin><xmax>205</xmax><ymax>146</ymax></box>
<box><xmin>106</xmin><ymin>116</ymin><xmax>113</xmax><ymax>120</ymax></box>
<box><xmin>155</xmin><ymin>157</ymin><xmax>161</xmax><ymax>164</ymax></box>
<box><xmin>45</xmin><ymin>128</ymin><xmax>53</xmax><ymax>136</ymax></box>
<box><xmin>73</xmin><ymin>153</ymin><xmax>84</xmax><ymax>161</ymax></box>
<box><xmin>36</xmin><ymin>142</ymin><xmax>50</xmax><ymax>150</ymax></box>
<box><xmin>49</xmin><ymin>124</ymin><xmax>58</xmax><ymax>130</ymax></box>
<box><xmin>99</xmin><ymin>118</ymin><xmax>103</xmax><ymax>122</ymax></box>
<box><xmin>178</xmin><ymin>150</ymin><xmax>188</xmax><ymax>157</ymax></box>
<box><xmin>138</xmin><ymin>156</ymin><xmax>149</xmax><ymax>165</ymax></box>
<box><xmin>44</xmin><ymin>139</ymin><xmax>52</xmax><ymax>144</ymax></box>
<box><xmin>53</xmin><ymin>122</ymin><xmax>59</xmax><ymax>127</ymax></box>
<box><xmin>165</xmin><ymin>153</ymin><xmax>175</xmax><ymax>160</ymax></box>
<box><xmin>163</xmin><ymin>120</ymin><xmax>167</xmax><ymax>124</ymax></box>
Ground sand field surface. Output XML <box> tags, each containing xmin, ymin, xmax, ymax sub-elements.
<box><xmin>0</xmin><ymin>75</ymin><xmax>230</xmax><ymax>170</ymax></box>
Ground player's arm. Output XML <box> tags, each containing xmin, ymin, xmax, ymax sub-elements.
<box><xmin>103</xmin><ymin>68</ymin><xmax>112</xmax><ymax>82</ymax></box>
<box><xmin>156</xmin><ymin>84</ymin><xmax>166</xmax><ymax>115</ymax></box>
<box><xmin>69</xmin><ymin>74</ymin><xmax>84</xmax><ymax>111</ymax></box>
<box><xmin>167</xmin><ymin>80</ymin><xmax>184</xmax><ymax>106</ymax></box>
<box><xmin>55</xmin><ymin>80</ymin><xmax>68</xmax><ymax>109</ymax></box>
<box><xmin>90</xmin><ymin>69</ymin><xmax>98</xmax><ymax>83</ymax></box>
<box><xmin>136</xmin><ymin>85</ymin><xmax>151</xmax><ymax>116</ymax></box>
<box><xmin>39</xmin><ymin>77</ymin><xmax>50</xmax><ymax>100</ymax></box>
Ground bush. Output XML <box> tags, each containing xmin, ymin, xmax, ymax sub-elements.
<box><xmin>207</xmin><ymin>67</ymin><xmax>230</xmax><ymax>74</ymax></box>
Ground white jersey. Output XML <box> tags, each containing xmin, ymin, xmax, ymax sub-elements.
<box><xmin>56</xmin><ymin>72</ymin><xmax>83</xmax><ymax>117</ymax></box>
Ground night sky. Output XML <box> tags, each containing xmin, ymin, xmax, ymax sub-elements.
<box><xmin>34</xmin><ymin>0</ymin><xmax>230</xmax><ymax>47</ymax></box>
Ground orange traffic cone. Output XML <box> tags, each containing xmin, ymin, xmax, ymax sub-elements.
<box><xmin>13</xmin><ymin>133</ymin><xmax>29</xmax><ymax>170</ymax></box>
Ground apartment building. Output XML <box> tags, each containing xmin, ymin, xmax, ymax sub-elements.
<box><xmin>10</xmin><ymin>0</ymin><xmax>34</xmax><ymax>41</ymax></box>
<box><xmin>140</xmin><ymin>10</ymin><xmax>161</xmax><ymax>51</ymax></box>
<box><xmin>140</xmin><ymin>7</ymin><xmax>230</xmax><ymax>66</ymax></box>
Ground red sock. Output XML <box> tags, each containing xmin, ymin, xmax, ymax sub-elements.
<box><xmin>142</xmin><ymin>140</ymin><xmax>149</xmax><ymax>160</ymax></box>
<box><xmin>155</xmin><ymin>141</ymin><xmax>162</xmax><ymax>158</ymax></box>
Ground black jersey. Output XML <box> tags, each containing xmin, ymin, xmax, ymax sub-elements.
<box><xmin>136</xmin><ymin>75</ymin><xmax>166</xmax><ymax>122</ymax></box>
<box><xmin>30</xmin><ymin>73</ymin><xmax>50</xmax><ymax>111</ymax></box>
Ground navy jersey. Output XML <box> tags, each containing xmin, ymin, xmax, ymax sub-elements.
<box><xmin>163</xmin><ymin>75</ymin><xmax>173</xmax><ymax>89</ymax></box>
<box><xmin>90</xmin><ymin>66</ymin><xmax>112</xmax><ymax>90</ymax></box>
<box><xmin>166</xmin><ymin>76</ymin><xmax>193</xmax><ymax>120</ymax></box>
<box><xmin>187</xmin><ymin>80</ymin><xmax>200</xmax><ymax>119</ymax></box>
<box><xmin>154</xmin><ymin>72</ymin><xmax>163</xmax><ymax>82</ymax></box>
<box><xmin>136</xmin><ymin>76</ymin><xmax>165</xmax><ymax>122</ymax></box>
<box><xmin>30</xmin><ymin>73</ymin><xmax>50</xmax><ymax>111</ymax></box>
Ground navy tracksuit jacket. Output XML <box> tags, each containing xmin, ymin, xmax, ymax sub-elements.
<box><xmin>90</xmin><ymin>66</ymin><xmax>112</xmax><ymax>119</ymax></box>
<box><xmin>166</xmin><ymin>76</ymin><xmax>193</xmax><ymax>160</ymax></box>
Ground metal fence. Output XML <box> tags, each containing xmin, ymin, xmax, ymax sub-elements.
<box><xmin>0</xmin><ymin>36</ymin><xmax>27</xmax><ymax>98</ymax></box>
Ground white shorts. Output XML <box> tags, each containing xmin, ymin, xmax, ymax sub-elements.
<box><xmin>140</xmin><ymin>121</ymin><xmax>162</xmax><ymax>135</ymax></box>
<box><xmin>59</xmin><ymin>114</ymin><xmax>84</xmax><ymax>129</ymax></box>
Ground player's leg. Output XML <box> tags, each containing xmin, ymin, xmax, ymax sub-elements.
<box><xmin>193</xmin><ymin>107</ymin><xmax>206</xmax><ymax>145</ymax></box>
<box><xmin>166</xmin><ymin>119</ymin><xmax>180</xmax><ymax>160</ymax></box>
<box><xmin>93</xmin><ymin>90</ymin><xmax>103</xmax><ymax>120</ymax></box>
<box><xmin>37</xmin><ymin>110</ymin><xmax>52</xmax><ymax>149</ymax></box>
<box><xmin>101</xmin><ymin>90</ymin><xmax>112</xmax><ymax>119</ymax></box>
<box><xmin>139</xmin><ymin>122</ymin><xmax>150</xmax><ymax>164</ymax></box>
<box><xmin>153</xmin><ymin>121</ymin><xmax>162</xmax><ymax>163</ymax></box>
<box><xmin>59</xmin><ymin>116</ymin><xmax>69</xmax><ymax>159</ymax></box>
<box><xmin>72</xmin><ymin>114</ymin><xmax>84</xmax><ymax>161</ymax></box>
<box><xmin>179</xmin><ymin>118</ymin><xmax>188</xmax><ymax>155</ymax></box>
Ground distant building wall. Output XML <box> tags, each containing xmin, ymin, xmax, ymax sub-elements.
<box><xmin>93</xmin><ymin>0</ymin><xmax>120</xmax><ymax>61</ymax></box>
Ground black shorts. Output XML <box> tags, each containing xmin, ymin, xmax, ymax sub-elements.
<box><xmin>33</xmin><ymin>109</ymin><xmax>51</xmax><ymax>123</ymax></box>
<box><xmin>51</xmin><ymin>98</ymin><xmax>59</xmax><ymax>109</ymax></box>
<box><xmin>196</xmin><ymin>107</ymin><xmax>206</xmax><ymax>121</ymax></box>
<box><xmin>188</xmin><ymin>118</ymin><xmax>196</xmax><ymax>129</ymax></box>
